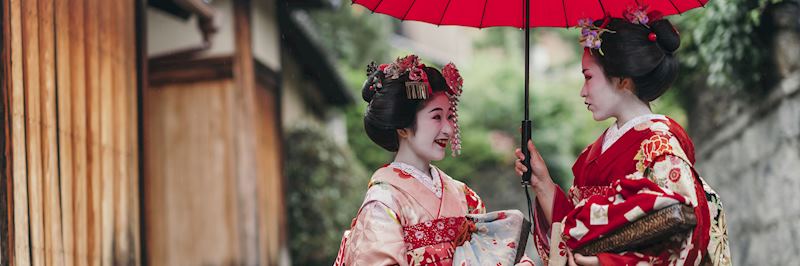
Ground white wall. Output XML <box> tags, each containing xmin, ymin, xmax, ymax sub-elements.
<box><xmin>252</xmin><ymin>0</ymin><xmax>282</xmax><ymax>70</ymax></box>
<box><xmin>147</xmin><ymin>0</ymin><xmax>235</xmax><ymax>58</ymax></box>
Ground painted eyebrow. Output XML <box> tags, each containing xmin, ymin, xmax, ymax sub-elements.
<box><xmin>428</xmin><ymin>107</ymin><xmax>443</xmax><ymax>113</ymax></box>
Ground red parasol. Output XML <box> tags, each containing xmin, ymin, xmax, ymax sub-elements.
<box><xmin>352</xmin><ymin>0</ymin><xmax>707</xmax><ymax>226</ymax></box>
<box><xmin>352</xmin><ymin>0</ymin><xmax>707</xmax><ymax>28</ymax></box>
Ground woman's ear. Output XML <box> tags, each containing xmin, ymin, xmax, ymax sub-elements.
<box><xmin>617</xmin><ymin>77</ymin><xmax>636</xmax><ymax>93</ymax></box>
<box><xmin>397</xmin><ymin>128</ymin><xmax>410</xmax><ymax>139</ymax></box>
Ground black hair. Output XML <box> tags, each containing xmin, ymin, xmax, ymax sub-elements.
<box><xmin>592</xmin><ymin>17</ymin><xmax>681</xmax><ymax>102</ymax></box>
<box><xmin>361</xmin><ymin>66</ymin><xmax>447</xmax><ymax>152</ymax></box>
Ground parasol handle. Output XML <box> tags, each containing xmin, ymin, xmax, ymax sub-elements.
<box><xmin>521</xmin><ymin>120</ymin><xmax>532</xmax><ymax>184</ymax></box>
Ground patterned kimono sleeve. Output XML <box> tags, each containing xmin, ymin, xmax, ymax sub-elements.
<box><xmin>463</xmin><ymin>184</ymin><xmax>536</xmax><ymax>266</ymax></box>
<box><xmin>595</xmin><ymin>153</ymin><xmax>698</xmax><ymax>265</ymax></box>
<box><xmin>551</xmin><ymin>187</ymin><xmax>576</xmax><ymax>224</ymax></box>
<box><xmin>562</xmin><ymin>132</ymin><xmax>708</xmax><ymax>265</ymax></box>
<box><xmin>344</xmin><ymin>202</ymin><xmax>407</xmax><ymax>266</ymax></box>
<box><xmin>464</xmin><ymin>185</ymin><xmax>486</xmax><ymax>215</ymax></box>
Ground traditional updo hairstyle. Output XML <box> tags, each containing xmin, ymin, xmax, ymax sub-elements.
<box><xmin>592</xmin><ymin>16</ymin><xmax>681</xmax><ymax>102</ymax></box>
<box><xmin>362</xmin><ymin>66</ymin><xmax>448</xmax><ymax>152</ymax></box>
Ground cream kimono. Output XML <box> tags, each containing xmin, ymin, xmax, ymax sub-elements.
<box><xmin>336</xmin><ymin>162</ymin><xmax>534</xmax><ymax>266</ymax></box>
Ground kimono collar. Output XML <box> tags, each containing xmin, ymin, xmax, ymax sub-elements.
<box><xmin>602</xmin><ymin>114</ymin><xmax>666</xmax><ymax>153</ymax></box>
<box><xmin>390</xmin><ymin>162</ymin><xmax>443</xmax><ymax>198</ymax></box>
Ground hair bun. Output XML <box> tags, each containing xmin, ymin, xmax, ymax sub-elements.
<box><xmin>651</xmin><ymin>19</ymin><xmax>680</xmax><ymax>53</ymax></box>
<box><xmin>361</xmin><ymin>71</ymin><xmax>382</xmax><ymax>103</ymax></box>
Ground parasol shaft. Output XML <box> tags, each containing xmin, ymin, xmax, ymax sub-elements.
<box><xmin>521</xmin><ymin>0</ymin><xmax>536</xmax><ymax>235</ymax></box>
<box><xmin>521</xmin><ymin>0</ymin><xmax>533</xmax><ymax>184</ymax></box>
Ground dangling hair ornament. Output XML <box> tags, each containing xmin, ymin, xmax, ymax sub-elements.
<box><xmin>378</xmin><ymin>55</ymin><xmax>432</xmax><ymax>100</ymax></box>
<box><xmin>576</xmin><ymin>16</ymin><xmax>614</xmax><ymax>56</ymax></box>
<box><xmin>365</xmin><ymin>61</ymin><xmax>383</xmax><ymax>91</ymax></box>
<box><xmin>442</xmin><ymin>62</ymin><xmax>463</xmax><ymax>156</ymax></box>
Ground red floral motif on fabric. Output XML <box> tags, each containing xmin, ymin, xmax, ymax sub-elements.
<box><xmin>567</xmin><ymin>185</ymin><xmax>614</xmax><ymax>204</ymax></box>
<box><xmin>668</xmin><ymin>167</ymin><xmax>681</xmax><ymax>182</ymax></box>
<box><xmin>394</xmin><ymin>168</ymin><xmax>414</xmax><ymax>179</ymax></box>
<box><xmin>406</xmin><ymin>242</ymin><xmax>456</xmax><ymax>266</ymax></box>
<box><xmin>464</xmin><ymin>186</ymin><xmax>485</xmax><ymax>214</ymax></box>
<box><xmin>403</xmin><ymin>217</ymin><xmax>466</xmax><ymax>250</ymax></box>
<box><xmin>641</xmin><ymin>133</ymin><xmax>673</xmax><ymax>166</ymax></box>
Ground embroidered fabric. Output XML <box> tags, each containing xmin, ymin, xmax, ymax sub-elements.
<box><xmin>567</xmin><ymin>185</ymin><xmax>614</xmax><ymax>205</ymax></box>
<box><xmin>602</xmin><ymin>114</ymin><xmax>666</xmax><ymax>153</ymax></box>
<box><xmin>390</xmin><ymin>162</ymin><xmax>443</xmax><ymax>198</ymax></box>
<box><xmin>402</xmin><ymin>217</ymin><xmax>465</xmax><ymax>250</ymax></box>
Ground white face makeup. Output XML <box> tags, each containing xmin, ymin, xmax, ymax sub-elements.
<box><xmin>399</xmin><ymin>92</ymin><xmax>456</xmax><ymax>163</ymax></box>
<box><xmin>580</xmin><ymin>51</ymin><xmax>628</xmax><ymax>122</ymax></box>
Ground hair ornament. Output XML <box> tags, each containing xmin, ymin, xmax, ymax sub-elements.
<box><xmin>377</xmin><ymin>55</ymin><xmax>432</xmax><ymax>99</ymax></box>
<box><xmin>624</xmin><ymin>4</ymin><xmax>651</xmax><ymax>25</ymax></box>
<box><xmin>441</xmin><ymin>62</ymin><xmax>463</xmax><ymax>156</ymax></box>
<box><xmin>577</xmin><ymin>17</ymin><xmax>614</xmax><ymax>56</ymax></box>
<box><xmin>365</xmin><ymin>62</ymin><xmax>383</xmax><ymax>91</ymax></box>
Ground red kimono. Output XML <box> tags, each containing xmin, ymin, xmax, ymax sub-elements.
<box><xmin>532</xmin><ymin>116</ymin><xmax>731</xmax><ymax>265</ymax></box>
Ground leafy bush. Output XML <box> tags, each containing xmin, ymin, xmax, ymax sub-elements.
<box><xmin>284</xmin><ymin>123</ymin><xmax>370</xmax><ymax>265</ymax></box>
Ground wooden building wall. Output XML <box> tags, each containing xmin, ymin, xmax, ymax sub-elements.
<box><xmin>143</xmin><ymin>0</ymin><xmax>286</xmax><ymax>265</ymax></box>
<box><xmin>1</xmin><ymin>0</ymin><xmax>141</xmax><ymax>265</ymax></box>
<box><xmin>144</xmin><ymin>58</ymin><xmax>284</xmax><ymax>265</ymax></box>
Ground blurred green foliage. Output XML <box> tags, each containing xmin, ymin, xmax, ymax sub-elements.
<box><xmin>284</xmin><ymin>123</ymin><xmax>369</xmax><ymax>266</ymax></box>
<box><xmin>675</xmin><ymin>0</ymin><xmax>785</xmax><ymax>95</ymax></box>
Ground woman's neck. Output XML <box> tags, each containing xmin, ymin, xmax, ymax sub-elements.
<box><xmin>615</xmin><ymin>99</ymin><xmax>652</xmax><ymax>127</ymax></box>
<box><xmin>394</xmin><ymin>149</ymin><xmax>431</xmax><ymax>175</ymax></box>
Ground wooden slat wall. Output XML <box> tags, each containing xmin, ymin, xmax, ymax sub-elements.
<box><xmin>255</xmin><ymin>83</ymin><xmax>284</xmax><ymax>266</ymax></box>
<box><xmin>144</xmin><ymin>80</ymin><xmax>241</xmax><ymax>265</ymax></box>
<box><xmin>2</xmin><ymin>0</ymin><xmax>141</xmax><ymax>265</ymax></box>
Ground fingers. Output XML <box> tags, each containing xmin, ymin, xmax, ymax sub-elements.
<box><xmin>528</xmin><ymin>139</ymin><xmax>537</xmax><ymax>153</ymax></box>
<box><xmin>514</xmin><ymin>148</ymin><xmax>524</xmax><ymax>160</ymax></box>
<box><xmin>567</xmin><ymin>249</ymin><xmax>578</xmax><ymax>266</ymax></box>
<box><xmin>574</xmin><ymin>254</ymin><xmax>599</xmax><ymax>266</ymax></box>
<box><xmin>514</xmin><ymin>160</ymin><xmax>527</xmax><ymax>176</ymax></box>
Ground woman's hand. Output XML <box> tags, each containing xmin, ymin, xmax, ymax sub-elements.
<box><xmin>514</xmin><ymin>139</ymin><xmax>558</xmax><ymax>223</ymax></box>
<box><xmin>514</xmin><ymin>140</ymin><xmax>555</xmax><ymax>191</ymax></box>
<box><xmin>567</xmin><ymin>249</ymin><xmax>600</xmax><ymax>266</ymax></box>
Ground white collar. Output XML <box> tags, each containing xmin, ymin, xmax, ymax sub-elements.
<box><xmin>602</xmin><ymin>114</ymin><xmax>666</xmax><ymax>153</ymax></box>
<box><xmin>389</xmin><ymin>162</ymin><xmax>443</xmax><ymax>198</ymax></box>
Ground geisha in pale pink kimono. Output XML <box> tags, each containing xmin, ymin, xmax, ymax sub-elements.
<box><xmin>335</xmin><ymin>55</ymin><xmax>534</xmax><ymax>266</ymax></box>
<box><xmin>514</xmin><ymin>15</ymin><xmax>731</xmax><ymax>266</ymax></box>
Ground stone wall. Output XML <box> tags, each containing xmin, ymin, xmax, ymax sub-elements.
<box><xmin>689</xmin><ymin>1</ymin><xmax>800</xmax><ymax>264</ymax></box>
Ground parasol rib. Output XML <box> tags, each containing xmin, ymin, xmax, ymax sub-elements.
<box><xmin>596</xmin><ymin>0</ymin><xmax>606</xmax><ymax>15</ymax></box>
<box><xmin>479</xmin><ymin>0</ymin><xmax>489</xmax><ymax>28</ymax></box>
<box><xmin>666</xmin><ymin>0</ymin><xmax>683</xmax><ymax>14</ymax></box>
<box><xmin>437</xmin><ymin>0</ymin><xmax>454</xmax><ymax>25</ymax></box>
<box><xmin>401</xmin><ymin>0</ymin><xmax>419</xmax><ymax>21</ymax></box>
<box><xmin>561</xmin><ymin>0</ymin><xmax>569</xmax><ymax>27</ymax></box>
<box><xmin>696</xmin><ymin>0</ymin><xmax>706</xmax><ymax>7</ymax></box>
<box><xmin>372</xmin><ymin>0</ymin><xmax>386</xmax><ymax>13</ymax></box>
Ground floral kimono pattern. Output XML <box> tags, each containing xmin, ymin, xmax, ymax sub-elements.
<box><xmin>532</xmin><ymin>116</ymin><xmax>731</xmax><ymax>265</ymax></box>
<box><xmin>335</xmin><ymin>164</ymin><xmax>533</xmax><ymax>266</ymax></box>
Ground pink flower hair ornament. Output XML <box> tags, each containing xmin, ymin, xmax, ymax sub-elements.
<box><xmin>377</xmin><ymin>55</ymin><xmax>432</xmax><ymax>100</ymax></box>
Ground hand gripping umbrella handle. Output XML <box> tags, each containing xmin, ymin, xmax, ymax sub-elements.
<box><xmin>521</xmin><ymin>119</ymin><xmax>536</xmax><ymax>245</ymax></box>
<box><xmin>521</xmin><ymin>120</ymin><xmax>532</xmax><ymax>184</ymax></box>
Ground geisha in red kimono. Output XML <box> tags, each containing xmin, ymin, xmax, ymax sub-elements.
<box><xmin>515</xmin><ymin>15</ymin><xmax>731</xmax><ymax>266</ymax></box>
<box><xmin>336</xmin><ymin>55</ymin><xmax>534</xmax><ymax>266</ymax></box>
